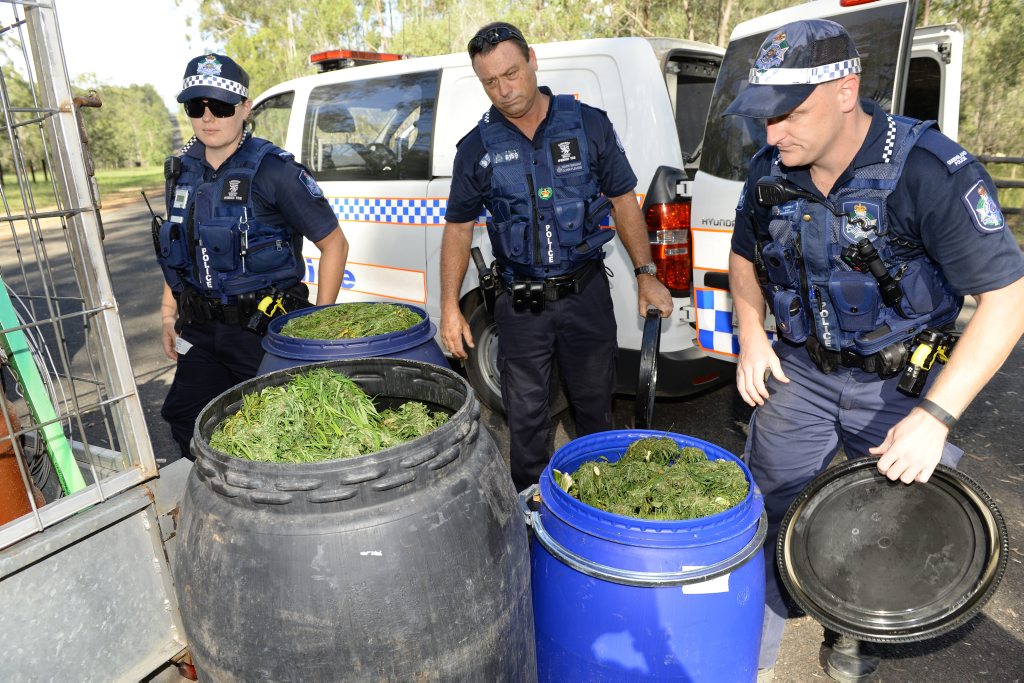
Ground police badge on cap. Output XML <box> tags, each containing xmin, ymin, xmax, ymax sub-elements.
<box><xmin>177</xmin><ymin>53</ymin><xmax>250</xmax><ymax>104</ymax></box>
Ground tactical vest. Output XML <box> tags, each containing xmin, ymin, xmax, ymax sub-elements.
<box><xmin>477</xmin><ymin>94</ymin><xmax>614</xmax><ymax>279</ymax></box>
<box><xmin>155</xmin><ymin>137</ymin><xmax>301</xmax><ymax>303</ymax></box>
<box><xmin>760</xmin><ymin>114</ymin><xmax>961</xmax><ymax>356</ymax></box>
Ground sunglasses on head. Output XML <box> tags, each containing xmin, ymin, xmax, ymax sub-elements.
<box><xmin>184</xmin><ymin>98</ymin><xmax>240</xmax><ymax>118</ymax></box>
<box><xmin>468</xmin><ymin>26</ymin><xmax>525</xmax><ymax>56</ymax></box>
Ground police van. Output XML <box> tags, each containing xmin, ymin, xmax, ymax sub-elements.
<box><xmin>690</xmin><ymin>0</ymin><xmax>964</xmax><ymax>361</ymax></box>
<box><xmin>250</xmin><ymin>36</ymin><xmax>728</xmax><ymax>413</ymax></box>
<box><xmin>249</xmin><ymin>0</ymin><xmax>962</xmax><ymax>412</ymax></box>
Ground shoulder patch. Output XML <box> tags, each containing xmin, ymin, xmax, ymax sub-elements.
<box><xmin>298</xmin><ymin>169</ymin><xmax>323</xmax><ymax>198</ymax></box>
<box><xmin>960</xmin><ymin>179</ymin><xmax>1005</xmax><ymax>233</ymax></box>
<box><xmin>916</xmin><ymin>129</ymin><xmax>975</xmax><ymax>174</ymax></box>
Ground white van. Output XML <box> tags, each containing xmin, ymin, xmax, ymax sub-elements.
<box><xmin>689</xmin><ymin>0</ymin><xmax>964</xmax><ymax>360</ymax></box>
<box><xmin>250</xmin><ymin>37</ymin><xmax>730</xmax><ymax>413</ymax></box>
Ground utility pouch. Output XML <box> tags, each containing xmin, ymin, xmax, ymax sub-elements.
<box><xmin>197</xmin><ymin>218</ymin><xmax>239</xmax><ymax>272</ymax></box>
<box><xmin>828</xmin><ymin>271</ymin><xmax>881</xmax><ymax>332</ymax></box>
<box><xmin>585</xmin><ymin>195</ymin><xmax>612</xmax><ymax>226</ymax></box>
<box><xmin>528</xmin><ymin>282</ymin><xmax>545</xmax><ymax>312</ymax></box>
<box><xmin>158</xmin><ymin>220</ymin><xmax>189</xmax><ymax>270</ymax></box>
<box><xmin>761</xmin><ymin>241</ymin><xmax>801</xmax><ymax>289</ymax></box>
<box><xmin>896</xmin><ymin>260</ymin><xmax>947</xmax><ymax>318</ymax></box>
<box><xmin>771</xmin><ymin>289</ymin><xmax>809</xmax><ymax>343</ymax></box>
<box><xmin>512</xmin><ymin>282</ymin><xmax>528</xmax><ymax>311</ymax></box>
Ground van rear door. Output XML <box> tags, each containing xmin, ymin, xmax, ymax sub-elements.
<box><xmin>689</xmin><ymin>0</ymin><xmax>918</xmax><ymax>361</ymax></box>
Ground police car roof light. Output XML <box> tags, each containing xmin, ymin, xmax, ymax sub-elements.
<box><xmin>309</xmin><ymin>49</ymin><xmax>406</xmax><ymax>72</ymax></box>
<box><xmin>839</xmin><ymin>0</ymin><xmax>881</xmax><ymax>6</ymax></box>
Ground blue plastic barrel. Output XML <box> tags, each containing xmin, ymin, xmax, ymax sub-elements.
<box><xmin>258</xmin><ymin>302</ymin><xmax>449</xmax><ymax>374</ymax></box>
<box><xmin>527</xmin><ymin>429</ymin><xmax>767</xmax><ymax>682</ymax></box>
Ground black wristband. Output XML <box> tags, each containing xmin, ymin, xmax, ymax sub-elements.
<box><xmin>918</xmin><ymin>398</ymin><xmax>957</xmax><ymax>429</ymax></box>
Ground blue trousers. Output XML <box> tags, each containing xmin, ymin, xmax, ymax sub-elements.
<box><xmin>160</xmin><ymin>320</ymin><xmax>265</xmax><ymax>460</ymax></box>
<box><xmin>745</xmin><ymin>340</ymin><xmax>963</xmax><ymax>669</ymax></box>
<box><xmin>493</xmin><ymin>268</ymin><xmax>617</xmax><ymax>491</ymax></box>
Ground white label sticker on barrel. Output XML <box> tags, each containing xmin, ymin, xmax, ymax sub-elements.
<box><xmin>680</xmin><ymin>568</ymin><xmax>731</xmax><ymax>595</ymax></box>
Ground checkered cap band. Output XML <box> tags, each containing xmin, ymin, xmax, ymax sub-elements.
<box><xmin>750</xmin><ymin>57</ymin><xmax>861</xmax><ymax>85</ymax></box>
<box><xmin>181</xmin><ymin>75</ymin><xmax>248</xmax><ymax>98</ymax></box>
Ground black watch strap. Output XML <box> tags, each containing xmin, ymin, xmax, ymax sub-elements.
<box><xmin>918</xmin><ymin>398</ymin><xmax>957</xmax><ymax>428</ymax></box>
<box><xmin>634</xmin><ymin>262</ymin><xmax>657</xmax><ymax>277</ymax></box>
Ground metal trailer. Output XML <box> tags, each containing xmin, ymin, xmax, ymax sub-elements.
<box><xmin>0</xmin><ymin>2</ymin><xmax>189</xmax><ymax>679</ymax></box>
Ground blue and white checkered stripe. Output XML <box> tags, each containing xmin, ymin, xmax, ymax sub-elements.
<box><xmin>695</xmin><ymin>288</ymin><xmax>776</xmax><ymax>356</ymax></box>
<box><xmin>750</xmin><ymin>57</ymin><xmax>861</xmax><ymax>85</ymax></box>
<box><xmin>328</xmin><ymin>197</ymin><xmax>449</xmax><ymax>225</ymax></box>
<box><xmin>181</xmin><ymin>75</ymin><xmax>248</xmax><ymax>98</ymax></box>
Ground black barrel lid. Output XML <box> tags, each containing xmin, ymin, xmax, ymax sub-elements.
<box><xmin>778</xmin><ymin>458</ymin><xmax>1008</xmax><ymax>643</ymax></box>
<box><xmin>634</xmin><ymin>307</ymin><xmax>661</xmax><ymax>429</ymax></box>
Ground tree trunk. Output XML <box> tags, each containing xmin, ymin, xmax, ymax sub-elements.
<box><xmin>717</xmin><ymin>0</ymin><xmax>735</xmax><ymax>48</ymax></box>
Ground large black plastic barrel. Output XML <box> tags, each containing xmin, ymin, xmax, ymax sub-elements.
<box><xmin>172</xmin><ymin>358</ymin><xmax>536</xmax><ymax>681</ymax></box>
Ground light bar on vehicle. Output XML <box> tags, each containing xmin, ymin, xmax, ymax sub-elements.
<box><xmin>309</xmin><ymin>49</ymin><xmax>406</xmax><ymax>72</ymax></box>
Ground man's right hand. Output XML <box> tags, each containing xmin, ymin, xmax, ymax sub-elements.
<box><xmin>440</xmin><ymin>309</ymin><xmax>474</xmax><ymax>360</ymax></box>
<box><xmin>736</xmin><ymin>332</ymin><xmax>787</xmax><ymax>406</ymax></box>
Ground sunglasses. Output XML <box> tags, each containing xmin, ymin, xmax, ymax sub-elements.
<box><xmin>184</xmin><ymin>98</ymin><xmax>241</xmax><ymax>119</ymax></box>
<box><xmin>468</xmin><ymin>27</ymin><xmax>525</xmax><ymax>56</ymax></box>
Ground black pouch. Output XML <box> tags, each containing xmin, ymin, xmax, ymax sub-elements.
<box><xmin>512</xmin><ymin>282</ymin><xmax>528</xmax><ymax>311</ymax></box>
<box><xmin>761</xmin><ymin>241</ymin><xmax>801</xmax><ymax>289</ymax></box>
<box><xmin>828</xmin><ymin>271</ymin><xmax>881</xmax><ymax>332</ymax></box>
<box><xmin>158</xmin><ymin>220</ymin><xmax>189</xmax><ymax>270</ymax></box>
<box><xmin>772</xmin><ymin>289</ymin><xmax>809</xmax><ymax>343</ymax></box>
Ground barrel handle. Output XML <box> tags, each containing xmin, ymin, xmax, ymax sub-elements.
<box><xmin>530</xmin><ymin>506</ymin><xmax>768</xmax><ymax>588</ymax></box>
<box><xmin>517</xmin><ymin>484</ymin><xmax>540</xmax><ymax>528</ymax></box>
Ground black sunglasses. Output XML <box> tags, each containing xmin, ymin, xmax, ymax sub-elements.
<box><xmin>468</xmin><ymin>27</ymin><xmax>525</xmax><ymax>56</ymax></box>
<box><xmin>184</xmin><ymin>98</ymin><xmax>241</xmax><ymax>119</ymax></box>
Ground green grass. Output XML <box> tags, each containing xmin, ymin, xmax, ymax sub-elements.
<box><xmin>0</xmin><ymin>165</ymin><xmax>163</xmax><ymax>216</ymax></box>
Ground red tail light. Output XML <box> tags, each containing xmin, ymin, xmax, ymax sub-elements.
<box><xmin>645</xmin><ymin>200</ymin><xmax>692</xmax><ymax>295</ymax></box>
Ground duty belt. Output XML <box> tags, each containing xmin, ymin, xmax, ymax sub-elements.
<box><xmin>174</xmin><ymin>284</ymin><xmax>309</xmax><ymax>329</ymax></box>
<box><xmin>805</xmin><ymin>336</ymin><xmax>909</xmax><ymax>380</ymax></box>
<box><xmin>505</xmin><ymin>260</ymin><xmax>600</xmax><ymax>312</ymax></box>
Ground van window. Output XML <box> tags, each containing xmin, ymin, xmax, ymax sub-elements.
<box><xmin>699</xmin><ymin>3</ymin><xmax>907</xmax><ymax>182</ymax></box>
<box><xmin>250</xmin><ymin>91</ymin><xmax>294</xmax><ymax>148</ymax></box>
<box><xmin>903</xmin><ymin>56</ymin><xmax>941</xmax><ymax>124</ymax></box>
<box><xmin>303</xmin><ymin>71</ymin><xmax>440</xmax><ymax>181</ymax></box>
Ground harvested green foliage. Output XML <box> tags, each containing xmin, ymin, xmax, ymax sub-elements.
<box><xmin>281</xmin><ymin>303</ymin><xmax>421</xmax><ymax>339</ymax></box>
<box><xmin>555</xmin><ymin>437</ymin><xmax>748</xmax><ymax>521</ymax></box>
<box><xmin>209</xmin><ymin>367</ymin><xmax>448</xmax><ymax>463</ymax></box>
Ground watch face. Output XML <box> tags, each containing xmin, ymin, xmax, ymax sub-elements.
<box><xmin>635</xmin><ymin>263</ymin><xmax>657</xmax><ymax>276</ymax></box>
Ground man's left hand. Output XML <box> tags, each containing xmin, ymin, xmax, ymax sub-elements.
<box><xmin>869</xmin><ymin>407</ymin><xmax>950</xmax><ymax>484</ymax></box>
<box><xmin>637</xmin><ymin>275</ymin><xmax>672</xmax><ymax>317</ymax></box>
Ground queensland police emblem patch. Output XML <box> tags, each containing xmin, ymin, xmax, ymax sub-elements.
<box><xmin>755</xmin><ymin>32</ymin><xmax>789</xmax><ymax>72</ymax></box>
<box><xmin>841</xmin><ymin>200</ymin><xmax>880</xmax><ymax>242</ymax></box>
<box><xmin>197</xmin><ymin>55</ymin><xmax>222</xmax><ymax>76</ymax></box>
<box><xmin>962</xmin><ymin>179</ymin><xmax>1004</xmax><ymax>233</ymax></box>
<box><xmin>298</xmin><ymin>169</ymin><xmax>323</xmax><ymax>197</ymax></box>
<box><xmin>538</xmin><ymin>186</ymin><xmax>553</xmax><ymax>200</ymax></box>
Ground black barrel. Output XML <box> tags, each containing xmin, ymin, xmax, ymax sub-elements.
<box><xmin>172</xmin><ymin>358</ymin><xmax>536</xmax><ymax>681</ymax></box>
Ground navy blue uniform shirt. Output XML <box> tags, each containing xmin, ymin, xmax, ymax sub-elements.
<box><xmin>186</xmin><ymin>136</ymin><xmax>338</xmax><ymax>274</ymax></box>
<box><xmin>732</xmin><ymin>100</ymin><xmax>1024</xmax><ymax>295</ymax></box>
<box><xmin>446</xmin><ymin>86</ymin><xmax>638</xmax><ymax>223</ymax></box>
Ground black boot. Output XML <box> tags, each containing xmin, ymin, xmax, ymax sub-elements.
<box><xmin>825</xmin><ymin>634</ymin><xmax>880</xmax><ymax>682</ymax></box>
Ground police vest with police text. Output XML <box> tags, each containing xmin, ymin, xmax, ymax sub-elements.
<box><xmin>760</xmin><ymin>114</ymin><xmax>962</xmax><ymax>356</ymax></box>
<box><xmin>477</xmin><ymin>94</ymin><xmax>614</xmax><ymax>279</ymax></box>
<box><xmin>156</xmin><ymin>137</ymin><xmax>301</xmax><ymax>303</ymax></box>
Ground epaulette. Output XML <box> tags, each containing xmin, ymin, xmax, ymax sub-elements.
<box><xmin>915</xmin><ymin>128</ymin><xmax>975</xmax><ymax>174</ymax></box>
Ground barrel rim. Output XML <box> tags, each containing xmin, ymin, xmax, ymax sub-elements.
<box><xmin>537</xmin><ymin>429</ymin><xmax>764</xmax><ymax>545</ymax></box>
<box><xmin>190</xmin><ymin>358</ymin><xmax>477</xmax><ymax>482</ymax></box>
<box><xmin>262</xmin><ymin>302</ymin><xmax>436</xmax><ymax>360</ymax></box>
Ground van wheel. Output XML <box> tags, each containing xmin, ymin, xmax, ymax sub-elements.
<box><xmin>464</xmin><ymin>303</ymin><xmax>568</xmax><ymax>417</ymax></box>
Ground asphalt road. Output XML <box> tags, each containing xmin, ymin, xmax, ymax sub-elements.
<box><xmin>105</xmin><ymin>196</ymin><xmax>1023</xmax><ymax>682</ymax></box>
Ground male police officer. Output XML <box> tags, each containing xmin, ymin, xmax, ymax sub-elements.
<box><xmin>725</xmin><ymin>20</ymin><xmax>1024</xmax><ymax>681</ymax></box>
<box><xmin>158</xmin><ymin>54</ymin><xmax>348</xmax><ymax>460</ymax></box>
<box><xmin>440</xmin><ymin>23</ymin><xmax>673</xmax><ymax>491</ymax></box>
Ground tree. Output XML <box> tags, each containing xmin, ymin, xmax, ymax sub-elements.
<box><xmin>74</xmin><ymin>81</ymin><xmax>177</xmax><ymax>167</ymax></box>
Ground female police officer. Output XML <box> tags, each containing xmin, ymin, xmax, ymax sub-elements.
<box><xmin>157</xmin><ymin>53</ymin><xmax>348</xmax><ymax>460</ymax></box>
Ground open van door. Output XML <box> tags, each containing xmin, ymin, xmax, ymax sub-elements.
<box><xmin>689</xmin><ymin>0</ymin><xmax>924</xmax><ymax>361</ymax></box>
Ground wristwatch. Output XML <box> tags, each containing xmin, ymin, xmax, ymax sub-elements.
<box><xmin>634</xmin><ymin>262</ymin><xmax>657</xmax><ymax>278</ymax></box>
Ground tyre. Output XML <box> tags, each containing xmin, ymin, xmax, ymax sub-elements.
<box><xmin>464</xmin><ymin>302</ymin><xmax>567</xmax><ymax>417</ymax></box>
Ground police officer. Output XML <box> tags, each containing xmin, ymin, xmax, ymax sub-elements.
<box><xmin>158</xmin><ymin>53</ymin><xmax>348</xmax><ymax>460</ymax></box>
<box><xmin>440</xmin><ymin>23</ymin><xmax>673</xmax><ymax>491</ymax></box>
<box><xmin>725</xmin><ymin>20</ymin><xmax>1024</xmax><ymax>681</ymax></box>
